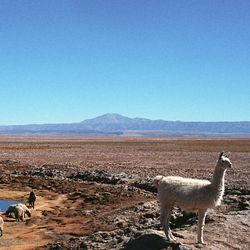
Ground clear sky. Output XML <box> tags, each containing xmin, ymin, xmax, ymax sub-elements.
<box><xmin>0</xmin><ymin>0</ymin><xmax>250</xmax><ymax>125</ymax></box>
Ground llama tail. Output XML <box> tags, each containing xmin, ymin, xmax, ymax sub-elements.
<box><xmin>153</xmin><ymin>175</ymin><xmax>164</xmax><ymax>188</ymax></box>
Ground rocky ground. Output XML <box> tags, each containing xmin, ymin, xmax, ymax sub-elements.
<box><xmin>0</xmin><ymin>137</ymin><xmax>249</xmax><ymax>249</ymax></box>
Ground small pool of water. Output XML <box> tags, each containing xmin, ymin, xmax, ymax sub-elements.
<box><xmin>0</xmin><ymin>200</ymin><xmax>23</xmax><ymax>212</ymax></box>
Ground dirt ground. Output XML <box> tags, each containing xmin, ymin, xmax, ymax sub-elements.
<box><xmin>0</xmin><ymin>137</ymin><xmax>249</xmax><ymax>249</ymax></box>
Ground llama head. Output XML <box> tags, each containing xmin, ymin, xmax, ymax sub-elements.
<box><xmin>218</xmin><ymin>151</ymin><xmax>232</xmax><ymax>170</ymax></box>
<box><xmin>26</xmin><ymin>209</ymin><xmax>32</xmax><ymax>217</ymax></box>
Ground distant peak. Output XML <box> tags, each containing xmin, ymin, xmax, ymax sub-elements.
<box><xmin>81</xmin><ymin>113</ymin><xmax>131</xmax><ymax>124</ymax></box>
<box><xmin>98</xmin><ymin>113</ymin><xmax>128</xmax><ymax>119</ymax></box>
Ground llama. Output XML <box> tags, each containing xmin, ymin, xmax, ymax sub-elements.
<box><xmin>6</xmin><ymin>204</ymin><xmax>16</xmax><ymax>217</ymax></box>
<box><xmin>14</xmin><ymin>204</ymin><xmax>31</xmax><ymax>221</ymax></box>
<box><xmin>153</xmin><ymin>152</ymin><xmax>232</xmax><ymax>244</ymax></box>
<box><xmin>14</xmin><ymin>205</ymin><xmax>25</xmax><ymax>221</ymax></box>
<box><xmin>0</xmin><ymin>216</ymin><xmax>4</xmax><ymax>236</ymax></box>
<box><xmin>6</xmin><ymin>204</ymin><xmax>31</xmax><ymax>221</ymax></box>
<box><xmin>28</xmin><ymin>191</ymin><xmax>36</xmax><ymax>208</ymax></box>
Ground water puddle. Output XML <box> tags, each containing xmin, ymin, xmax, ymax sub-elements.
<box><xmin>0</xmin><ymin>200</ymin><xmax>23</xmax><ymax>212</ymax></box>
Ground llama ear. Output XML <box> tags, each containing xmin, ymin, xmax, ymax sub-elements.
<box><xmin>219</xmin><ymin>152</ymin><xmax>224</xmax><ymax>159</ymax></box>
<box><xmin>226</xmin><ymin>152</ymin><xmax>231</xmax><ymax>157</ymax></box>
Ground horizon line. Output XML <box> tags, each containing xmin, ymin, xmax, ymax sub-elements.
<box><xmin>0</xmin><ymin>113</ymin><xmax>250</xmax><ymax>126</ymax></box>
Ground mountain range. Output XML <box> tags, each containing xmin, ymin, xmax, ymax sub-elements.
<box><xmin>0</xmin><ymin>113</ymin><xmax>250</xmax><ymax>137</ymax></box>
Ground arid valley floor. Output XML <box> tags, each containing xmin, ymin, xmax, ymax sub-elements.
<box><xmin>0</xmin><ymin>137</ymin><xmax>249</xmax><ymax>249</ymax></box>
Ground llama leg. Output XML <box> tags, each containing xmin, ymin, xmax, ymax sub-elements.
<box><xmin>166</xmin><ymin>208</ymin><xmax>176</xmax><ymax>241</ymax></box>
<box><xmin>15</xmin><ymin>211</ymin><xmax>19</xmax><ymax>221</ymax></box>
<box><xmin>160</xmin><ymin>207</ymin><xmax>167</xmax><ymax>237</ymax></box>
<box><xmin>197</xmin><ymin>209</ymin><xmax>207</xmax><ymax>244</ymax></box>
<box><xmin>160</xmin><ymin>206</ymin><xmax>175</xmax><ymax>241</ymax></box>
<box><xmin>21</xmin><ymin>211</ymin><xmax>25</xmax><ymax>221</ymax></box>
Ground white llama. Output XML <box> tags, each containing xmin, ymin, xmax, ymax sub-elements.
<box><xmin>0</xmin><ymin>216</ymin><xmax>4</xmax><ymax>236</ymax></box>
<box><xmin>153</xmin><ymin>152</ymin><xmax>232</xmax><ymax>244</ymax></box>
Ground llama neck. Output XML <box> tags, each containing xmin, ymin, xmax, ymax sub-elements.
<box><xmin>211</xmin><ymin>163</ymin><xmax>226</xmax><ymax>199</ymax></box>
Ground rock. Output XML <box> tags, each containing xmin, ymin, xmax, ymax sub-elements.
<box><xmin>171</xmin><ymin>210</ymin><xmax>197</xmax><ymax>228</ymax></box>
<box><xmin>122</xmin><ymin>229</ymin><xmax>193</xmax><ymax>250</ymax></box>
<box><xmin>0</xmin><ymin>159</ymin><xmax>19</xmax><ymax>165</ymax></box>
<box><xmin>116</xmin><ymin>219</ymin><xmax>127</xmax><ymax>228</ymax></box>
<box><xmin>238</xmin><ymin>196</ymin><xmax>250</xmax><ymax>210</ymax></box>
<box><xmin>130</xmin><ymin>178</ymin><xmax>157</xmax><ymax>193</ymax></box>
<box><xmin>20</xmin><ymin>167</ymin><xmax>64</xmax><ymax>179</ymax></box>
<box><xmin>82</xmin><ymin>210</ymin><xmax>94</xmax><ymax>216</ymax></box>
<box><xmin>84</xmin><ymin>194</ymin><xmax>99</xmax><ymax>203</ymax></box>
<box><xmin>68</xmin><ymin>170</ymin><xmax>128</xmax><ymax>184</ymax></box>
<box><xmin>42</xmin><ymin>210</ymin><xmax>49</xmax><ymax>216</ymax></box>
<box><xmin>45</xmin><ymin>237</ymin><xmax>88</xmax><ymax>249</ymax></box>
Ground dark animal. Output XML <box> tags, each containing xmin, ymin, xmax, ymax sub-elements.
<box><xmin>28</xmin><ymin>191</ymin><xmax>36</xmax><ymax>209</ymax></box>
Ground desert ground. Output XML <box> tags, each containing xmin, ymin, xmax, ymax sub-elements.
<box><xmin>0</xmin><ymin>137</ymin><xmax>249</xmax><ymax>249</ymax></box>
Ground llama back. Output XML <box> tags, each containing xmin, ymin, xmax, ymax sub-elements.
<box><xmin>153</xmin><ymin>175</ymin><xmax>165</xmax><ymax>188</ymax></box>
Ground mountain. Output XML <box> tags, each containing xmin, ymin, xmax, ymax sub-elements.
<box><xmin>80</xmin><ymin>113</ymin><xmax>152</xmax><ymax>130</ymax></box>
<box><xmin>0</xmin><ymin>113</ymin><xmax>250</xmax><ymax>137</ymax></box>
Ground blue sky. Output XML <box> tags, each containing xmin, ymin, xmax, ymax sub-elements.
<box><xmin>0</xmin><ymin>0</ymin><xmax>250</xmax><ymax>125</ymax></box>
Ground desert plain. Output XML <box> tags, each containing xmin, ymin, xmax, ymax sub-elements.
<box><xmin>0</xmin><ymin>137</ymin><xmax>249</xmax><ymax>249</ymax></box>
